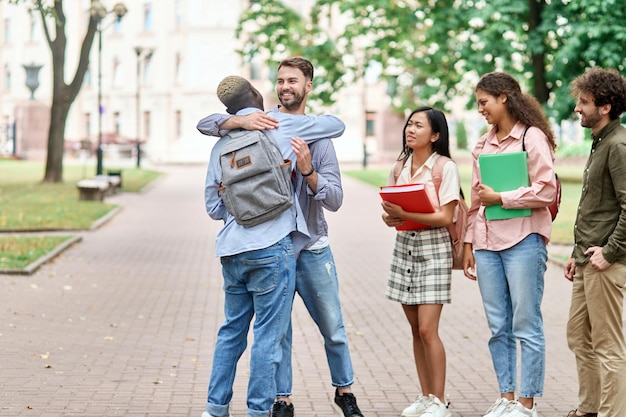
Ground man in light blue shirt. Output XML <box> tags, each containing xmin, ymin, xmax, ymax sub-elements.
<box><xmin>199</xmin><ymin>57</ymin><xmax>364</xmax><ymax>417</ymax></box>
<box><xmin>199</xmin><ymin>68</ymin><xmax>345</xmax><ymax>417</ymax></box>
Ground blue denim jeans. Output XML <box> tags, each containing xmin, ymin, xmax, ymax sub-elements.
<box><xmin>206</xmin><ymin>236</ymin><xmax>296</xmax><ymax>417</ymax></box>
<box><xmin>474</xmin><ymin>233</ymin><xmax>547</xmax><ymax>398</ymax></box>
<box><xmin>276</xmin><ymin>245</ymin><xmax>354</xmax><ymax>397</ymax></box>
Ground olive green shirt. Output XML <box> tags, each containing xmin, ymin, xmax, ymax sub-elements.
<box><xmin>572</xmin><ymin>119</ymin><xmax>626</xmax><ymax>265</ymax></box>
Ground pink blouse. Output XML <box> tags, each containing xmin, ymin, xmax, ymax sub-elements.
<box><xmin>465</xmin><ymin>122</ymin><xmax>557</xmax><ymax>251</ymax></box>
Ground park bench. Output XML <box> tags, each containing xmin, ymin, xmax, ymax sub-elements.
<box><xmin>76</xmin><ymin>178</ymin><xmax>109</xmax><ymax>201</ymax></box>
<box><xmin>94</xmin><ymin>175</ymin><xmax>121</xmax><ymax>195</ymax></box>
<box><xmin>76</xmin><ymin>175</ymin><xmax>121</xmax><ymax>201</ymax></box>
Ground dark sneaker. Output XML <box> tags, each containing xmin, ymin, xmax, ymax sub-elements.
<box><xmin>566</xmin><ymin>411</ymin><xmax>597</xmax><ymax>417</ymax></box>
<box><xmin>272</xmin><ymin>400</ymin><xmax>294</xmax><ymax>417</ymax></box>
<box><xmin>333</xmin><ymin>389</ymin><xmax>364</xmax><ymax>417</ymax></box>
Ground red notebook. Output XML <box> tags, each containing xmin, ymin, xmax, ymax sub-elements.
<box><xmin>380</xmin><ymin>183</ymin><xmax>435</xmax><ymax>231</ymax></box>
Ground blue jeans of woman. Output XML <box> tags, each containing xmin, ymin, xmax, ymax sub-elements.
<box><xmin>474</xmin><ymin>233</ymin><xmax>547</xmax><ymax>398</ymax></box>
<box><xmin>206</xmin><ymin>236</ymin><xmax>296</xmax><ymax>417</ymax></box>
<box><xmin>276</xmin><ymin>245</ymin><xmax>354</xmax><ymax>397</ymax></box>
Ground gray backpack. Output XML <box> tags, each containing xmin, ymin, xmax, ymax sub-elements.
<box><xmin>218</xmin><ymin>129</ymin><xmax>293</xmax><ymax>227</ymax></box>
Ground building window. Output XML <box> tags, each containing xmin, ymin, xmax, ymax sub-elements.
<box><xmin>175</xmin><ymin>51</ymin><xmax>182</xmax><ymax>84</ymax></box>
<box><xmin>85</xmin><ymin>113</ymin><xmax>91</xmax><ymax>139</ymax></box>
<box><xmin>143</xmin><ymin>53</ymin><xmax>153</xmax><ymax>84</ymax></box>
<box><xmin>29</xmin><ymin>11</ymin><xmax>38</xmax><ymax>41</ymax></box>
<box><xmin>250</xmin><ymin>61</ymin><xmax>261</xmax><ymax>80</ymax></box>
<box><xmin>112</xmin><ymin>55</ymin><xmax>121</xmax><ymax>87</ymax></box>
<box><xmin>365</xmin><ymin>111</ymin><xmax>376</xmax><ymax>137</ymax></box>
<box><xmin>114</xmin><ymin>16</ymin><xmax>123</xmax><ymax>34</ymax></box>
<box><xmin>4</xmin><ymin>18</ymin><xmax>11</xmax><ymax>43</ymax></box>
<box><xmin>175</xmin><ymin>0</ymin><xmax>183</xmax><ymax>29</ymax></box>
<box><xmin>84</xmin><ymin>66</ymin><xmax>92</xmax><ymax>88</ymax></box>
<box><xmin>143</xmin><ymin>111</ymin><xmax>151</xmax><ymax>140</ymax></box>
<box><xmin>4</xmin><ymin>64</ymin><xmax>10</xmax><ymax>89</ymax></box>
<box><xmin>175</xmin><ymin>110</ymin><xmax>182</xmax><ymax>139</ymax></box>
<box><xmin>143</xmin><ymin>3</ymin><xmax>153</xmax><ymax>31</ymax></box>
<box><xmin>113</xmin><ymin>112</ymin><xmax>121</xmax><ymax>136</ymax></box>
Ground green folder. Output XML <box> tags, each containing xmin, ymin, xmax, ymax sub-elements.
<box><xmin>478</xmin><ymin>151</ymin><xmax>532</xmax><ymax>220</ymax></box>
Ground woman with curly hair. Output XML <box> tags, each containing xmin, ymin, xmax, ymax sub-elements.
<box><xmin>463</xmin><ymin>72</ymin><xmax>557</xmax><ymax>417</ymax></box>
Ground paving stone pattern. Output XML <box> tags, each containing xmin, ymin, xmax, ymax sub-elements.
<box><xmin>0</xmin><ymin>164</ymin><xmax>592</xmax><ymax>417</ymax></box>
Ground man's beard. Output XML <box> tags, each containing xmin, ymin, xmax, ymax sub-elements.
<box><xmin>580</xmin><ymin>108</ymin><xmax>602</xmax><ymax>129</ymax></box>
<box><xmin>279</xmin><ymin>88</ymin><xmax>305</xmax><ymax>111</ymax></box>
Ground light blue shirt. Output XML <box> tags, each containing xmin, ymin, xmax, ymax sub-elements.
<box><xmin>201</xmin><ymin>107</ymin><xmax>345</xmax><ymax>257</ymax></box>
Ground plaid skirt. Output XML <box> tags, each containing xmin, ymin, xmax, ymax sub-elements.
<box><xmin>386</xmin><ymin>227</ymin><xmax>452</xmax><ymax>305</ymax></box>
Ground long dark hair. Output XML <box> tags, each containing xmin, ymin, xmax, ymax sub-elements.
<box><xmin>476</xmin><ymin>72</ymin><xmax>556</xmax><ymax>150</ymax></box>
<box><xmin>397</xmin><ymin>106</ymin><xmax>451</xmax><ymax>162</ymax></box>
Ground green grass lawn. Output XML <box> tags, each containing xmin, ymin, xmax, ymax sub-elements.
<box><xmin>0</xmin><ymin>159</ymin><xmax>162</xmax><ymax>270</ymax></box>
<box><xmin>0</xmin><ymin>235</ymin><xmax>74</xmax><ymax>270</ymax></box>
<box><xmin>0</xmin><ymin>160</ymin><xmax>161</xmax><ymax>230</ymax></box>
<box><xmin>344</xmin><ymin>158</ymin><xmax>582</xmax><ymax>244</ymax></box>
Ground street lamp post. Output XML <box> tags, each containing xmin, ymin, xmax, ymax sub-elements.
<box><xmin>90</xmin><ymin>1</ymin><xmax>128</xmax><ymax>176</ymax></box>
<box><xmin>134</xmin><ymin>46</ymin><xmax>154</xmax><ymax>169</ymax></box>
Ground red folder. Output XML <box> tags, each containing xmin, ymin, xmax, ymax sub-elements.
<box><xmin>380</xmin><ymin>183</ymin><xmax>435</xmax><ymax>231</ymax></box>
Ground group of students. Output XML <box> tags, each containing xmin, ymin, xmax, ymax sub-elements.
<box><xmin>198</xmin><ymin>57</ymin><xmax>626</xmax><ymax>417</ymax></box>
<box><xmin>383</xmin><ymin>68</ymin><xmax>626</xmax><ymax>417</ymax></box>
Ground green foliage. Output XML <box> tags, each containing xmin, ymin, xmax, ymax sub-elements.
<box><xmin>556</xmin><ymin>141</ymin><xmax>592</xmax><ymax>158</ymax></box>
<box><xmin>237</xmin><ymin>0</ymin><xmax>626</xmax><ymax>121</ymax></box>
<box><xmin>236</xmin><ymin>0</ymin><xmax>347</xmax><ymax>107</ymax></box>
<box><xmin>456</xmin><ymin>120</ymin><xmax>468</xmax><ymax>150</ymax></box>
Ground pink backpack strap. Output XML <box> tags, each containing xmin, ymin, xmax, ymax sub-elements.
<box><xmin>431</xmin><ymin>155</ymin><xmax>452</xmax><ymax>197</ymax></box>
<box><xmin>431</xmin><ymin>155</ymin><xmax>459</xmax><ymax>242</ymax></box>
<box><xmin>392</xmin><ymin>158</ymin><xmax>407</xmax><ymax>184</ymax></box>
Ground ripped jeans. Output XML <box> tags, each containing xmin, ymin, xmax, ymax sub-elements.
<box><xmin>276</xmin><ymin>245</ymin><xmax>355</xmax><ymax>397</ymax></box>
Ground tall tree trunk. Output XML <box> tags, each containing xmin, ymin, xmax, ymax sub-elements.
<box><xmin>43</xmin><ymin>93</ymin><xmax>70</xmax><ymax>183</ymax></box>
<box><xmin>528</xmin><ymin>0</ymin><xmax>549</xmax><ymax>104</ymax></box>
<box><xmin>41</xmin><ymin>0</ymin><xmax>99</xmax><ymax>183</ymax></box>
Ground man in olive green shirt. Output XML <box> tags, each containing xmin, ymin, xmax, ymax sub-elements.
<box><xmin>564</xmin><ymin>67</ymin><xmax>626</xmax><ymax>417</ymax></box>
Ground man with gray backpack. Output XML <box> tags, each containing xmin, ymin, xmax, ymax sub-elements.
<box><xmin>200</xmin><ymin>67</ymin><xmax>346</xmax><ymax>417</ymax></box>
<box><xmin>199</xmin><ymin>57</ymin><xmax>365</xmax><ymax>417</ymax></box>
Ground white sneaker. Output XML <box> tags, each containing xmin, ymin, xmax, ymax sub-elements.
<box><xmin>483</xmin><ymin>398</ymin><xmax>511</xmax><ymax>417</ymax></box>
<box><xmin>421</xmin><ymin>395</ymin><xmax>451</xmax><ymax>417</ymax></box>
<box><xmin>401</xmin><ymin>394</ymin><xmax>433</xmax><ymax>417</ymax></box>
<box><xmin>503</xmin><ymin>400</ymin><xmax>537</xmax><ymax>417</ymax></box>
<box><xmin>201</xmin><ymin>412</ymin><xmax>229</xmax><ymax>417</ymax></box>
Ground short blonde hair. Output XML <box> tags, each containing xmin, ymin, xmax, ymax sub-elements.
<box><xmin>217</xmin><ymin>76</ymin><xmax>249</xmax><ymax>107</ymax></box>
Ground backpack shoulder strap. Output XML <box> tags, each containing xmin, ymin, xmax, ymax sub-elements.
<box><xmin>431</xmin><ymin>155</ymin><xmax>460</xmax><ymax>241</ymax></box>
<box><xmin>392</xmin><ymin>158</ymin><xmax>407</xmax><ymax>184</ymax></box>
<box><xmin>432</xmin><ymin>155</ymin><xmax>452</xmax><ymax>195</ymax></box>
<box><xmin>521</xmin><ymin>126</ymin><xmax>530</xmax><ymax>151</ymax></box>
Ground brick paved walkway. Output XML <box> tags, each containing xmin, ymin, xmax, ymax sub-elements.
<box><xmin>0</xmin><ymin>164</ymin><xmax>585</xmax><ymax>417</ymax></box>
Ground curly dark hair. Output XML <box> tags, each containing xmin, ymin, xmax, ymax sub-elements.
<box><xmin>476</xmin><ymin>72</ymin><xmax>556</xmax><ymax>150</ymax></box>
<box><xmin>570</xmin><ymin>67</ymin><xmax>626</xmax><ymax>120</ymax></box>
<box><xmin>397</xmin><ymin>106</ymin><xmax>451</xmax><ymax>162</ymax></box>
